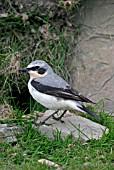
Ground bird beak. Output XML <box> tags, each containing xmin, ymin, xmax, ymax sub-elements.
<box><xmin>19</xmin><ymin>68</ymin><xmax>28</xmax><ymax>72</ymax></box>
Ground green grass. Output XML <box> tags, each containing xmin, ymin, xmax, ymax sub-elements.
<box><xmin>0</xmin><ymin>9</ymin><xmax>76</xmax><ymax>112</ymax></box>
<box><xmin>0</xmin><ymin>102</ymin><xmax>114</xmax><ymax>170</ymax></box>
<box><xmin>0</xmin><ymin>1</ymin><xmax>79</xmax><ymax>114</ymax></box>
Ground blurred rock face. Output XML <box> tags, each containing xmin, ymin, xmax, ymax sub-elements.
<box><xmin>71</xmin><ymin>0</ymin><xmax>114</xmax><ymax>112</ymax></box>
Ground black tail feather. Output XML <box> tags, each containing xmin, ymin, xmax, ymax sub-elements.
<box><xmin>79</xmin><ymin>105</ymin><xmax>101</xmax><ymax>120</ymax></box>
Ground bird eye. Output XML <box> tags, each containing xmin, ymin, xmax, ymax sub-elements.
<box><xmin>38</xmin><ymin>68</ymin><xmax>46</xmax><ymax>74</ymax></box>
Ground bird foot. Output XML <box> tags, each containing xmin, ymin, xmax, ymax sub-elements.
<box><xmin>52</xmin><ymin>110</ymin><xmax>67</xmax><ymax>123</ymax></box>
<box><xmin>34</xmin><ymin>121</ymin><xmax>53</xmax><ymax>126</ymax></box>
<box><xmin>52</xmin><ymin>115</ymin><xmax>64</xmax><ymax>123</ymax></box>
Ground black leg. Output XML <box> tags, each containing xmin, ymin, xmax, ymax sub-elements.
<box><xmin>52</xmin><ymin>110</ymin><xmax>67</xmax><ymax>123</ymax></box>
<box><xmin>35</xmin><ymin>110</ymin><xmax>59</xmax><ymax>126</ymax></box>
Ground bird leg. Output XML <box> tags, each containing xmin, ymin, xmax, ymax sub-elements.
<box><xmin>36</xmin><ymin>110</ymin><xmax>59</xmax><ymax>126</ymax></box>
<box><xmin>52</xmin><ymin>110</ymin><xmax>67</xmax><ymax>123</ymax></box>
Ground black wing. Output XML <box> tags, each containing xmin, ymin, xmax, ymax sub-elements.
<box><xmin>31</xmin><ymin>79</ymin><xmax>94</xmax><ymax>103</ymax></box>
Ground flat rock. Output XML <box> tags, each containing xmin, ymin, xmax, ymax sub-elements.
<box><xmin>36</xmin><ymin>110</ymin><xmax>109</xmax><ymax>142</ymax></box>
<box><xmin>0</xmin><ymin>124</ymin><xmax>22</xmax><ymax>143</ymax></box>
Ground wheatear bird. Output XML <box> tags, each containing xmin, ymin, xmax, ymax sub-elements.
<box><xmin>20</xmin><ymin>60</ymin><xmax>100</xmax><ymax>125</ymax></box>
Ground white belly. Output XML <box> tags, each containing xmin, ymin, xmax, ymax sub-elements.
<box><xmin>28</xmin><ymin>81</ymin><xmax>68</xmax><ymax>110</ymax></box>
<box><xmin>28</xmin><ymin>81</ymin><xmax>83</xmax><ymax>112</ymax></box>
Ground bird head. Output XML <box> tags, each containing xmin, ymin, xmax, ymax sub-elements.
<box><xmin>19</xmin><ymin>60</ymin><xmax>53</xmax><ymax>79</ymax></box>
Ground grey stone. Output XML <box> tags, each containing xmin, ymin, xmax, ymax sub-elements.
<box><xmin>70</xmin><ymin>0</ymin><xmax>114</xmax><ymax>114</ymax></box>
<box><xmin>0</xmin><ymin>124</ymin><xmax>22</xmax><ymax>143</ymax></box>
<box><xmin>36</xmin><ymin>110</ymin><xmax>109</xmax><ymax>142</ymax></box>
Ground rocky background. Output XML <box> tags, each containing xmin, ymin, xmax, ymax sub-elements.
<box><xmin>71</xmin><ymin>0</ymin><xmax>114</xmax><ymax>113</ymax></box>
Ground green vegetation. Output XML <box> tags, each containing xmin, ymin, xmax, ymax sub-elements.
<box><xmin>0</xmin><ymin>98</ymin><xmax>113</xmax><ymax>170</ymax></box>
<box><xmin>0</xmin><ymin>103</ymin><xmax>114</xmax><ymax>170</ymax></box>
<box><xmin>0</xmin><ymin>0</ymin><xmax>79</xmax><ymax>111</ymax></box>
<box><xmin>0</xmin><ymin>1</ymin><xmax>114</xmax><ymax>170</ymax></box>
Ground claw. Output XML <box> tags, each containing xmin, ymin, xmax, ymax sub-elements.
<box><xmin>34</xmin><ymin>121</ymin><xmax>54</xmax><ymax>126</ymax></box>
<box><xmin>52</xmin><ymin>115</ymin><xmax>65</xmax><ymax>123</ymax></box>
<box><xmin>52</xmin><ymin>110</ymin><xmax>67</xmax><ymax>123</ymax></box>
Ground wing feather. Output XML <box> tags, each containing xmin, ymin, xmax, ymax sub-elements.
<box><xmin>31</xmin><ymin>80</ymin><xmax>94</xmax><ymax>103</ymax></box>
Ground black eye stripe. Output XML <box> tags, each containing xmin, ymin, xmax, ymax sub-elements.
<box><xmin>38</xmin><ymin>68</ymin><xmax>46</xmax><ymax>74</ymax></box>
<box><xmin>27</xmin><ymin>66</ymin><xmax>39</xmax><ymax>71</ymax></box>
<box><xmin>27</xmin><ymin>66</ymin><xmax>46</xmax><ymax>74</ymax></box>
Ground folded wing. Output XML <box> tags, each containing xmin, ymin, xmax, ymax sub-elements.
<box><xmin>31</xmin><ymin>79</ymin><xmax>94</xmax><ymax>103</ymax></box>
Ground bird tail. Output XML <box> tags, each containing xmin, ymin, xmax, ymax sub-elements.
<box><xmin>78</xmin><ymin>105</ymin><xmax>100</xmax><ymax>120</ymax></box>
